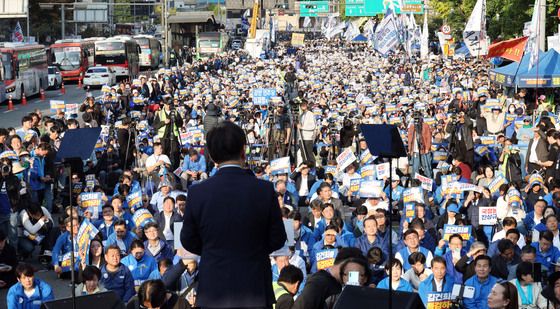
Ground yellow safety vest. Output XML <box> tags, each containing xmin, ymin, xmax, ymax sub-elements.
<box><xmin>272</xmin><ymin>282</ymin><xmax>290</xmax><ymax>309</ymax></box>
<box><xmin>157</xmin><ymin>110</ymin><xmax>179</xmax><ymax>139</ymax></box>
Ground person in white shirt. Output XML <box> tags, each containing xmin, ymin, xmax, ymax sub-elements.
<box><xmin>145</xmin><ymin>142</ymin><xmax>172</xmax><ymax>189</ymax></box>
<box><xmin>492</xmin><ymin>217</ymin><xmax>527</xmax><ymax>249</ymax></box>
<box><xmin>298</xmin><ymin>101</ymin><xmax>316</xmax><ymax>165</ymax></box>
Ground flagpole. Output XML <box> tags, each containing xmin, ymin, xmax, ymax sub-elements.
<box><xmin>26</xmin><ymin>8</ymin><xmax>30</xmax><ymax>42</ymax></box>
<box><xmin>535</xmin><ymin>0</ymin><xmax>541</xmax><ymax>110</ymax></box>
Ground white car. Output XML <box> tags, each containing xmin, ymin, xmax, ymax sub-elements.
<box><xmin>47</xmin><ymin>66</ymin><xmax>62</xmax><ymax>89</ymax></box>
<box><xmin>83</xmin><ymin>66</ymin><xmax>116</xmax><ymax>88</ymax></box>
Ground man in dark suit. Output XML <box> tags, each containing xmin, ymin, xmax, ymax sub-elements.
<box><xmin>181</xmin><ymin>121</ymin><xmax>287</xmax><ymax>309</ymax></box>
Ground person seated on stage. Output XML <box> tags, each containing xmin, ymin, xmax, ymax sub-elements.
<box><xmin>153</xmin><ymin>197</ymin><xmax>183</xmax><ymax>249</ymax></box>
<box><xmin>75</xmin><ymin>265</ymin><xmax>107</xmax><ymax>296</ymax></box>
<box><xmin>7</xmin><ymin>263</ymin><xmax>54</xmax><ymax>309</ymax></box>
<box><xmin>94</xmin><ymin>204</ymin><xmax>117</xmax><ymax>245</ymax></box>
<box><xmin>100</xmin><ymin>244</ymin><xmax>135</xmax><ymax>302</ymax></box>
<box><xmin>143</xmin><ymin>222</ymin><xmax>175</xmax><ymax>263</ymax></box>
<box><xmin>418</xmin><ymin>256</ymin><xmax>455</xmax><ymax>306</ymax></box>
<box><xmin>122</xmin><ymin>239</ymin><xmax>158</xmax><ymax>288</ymax></box>
<box><xmin>52</xmin><ymin>217</ymin><xmax>79</xmax><ymax>278</ymax></box>
<box><xmin>179</xmin><ymin>148</ymin><xmax>207</xmax><ymax>189</ymax></box>
<box><xmin>106</xmin><ymin>219</ymin><xmax>139</xmax><ymax>256</ymax></box>
<box><xmin>376</xmin><ymin>258</ymin><xmax>414</xmax><ymax>292</ymax></box>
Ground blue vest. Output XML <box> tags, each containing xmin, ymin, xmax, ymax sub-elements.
<box><xmin>399</xmin><ymin>246</ymin><xmax>431</xmax><ymax>271</ymax></box>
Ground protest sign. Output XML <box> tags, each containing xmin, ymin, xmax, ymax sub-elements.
<box><xmin>480</xmin><ymin>136</ymin><xmax>497</xmax><ymax>145</ymax></box>
<box><xmin>360</xmin><ymin>165</ymin><xmax>375</xmax><ymax>179</ymax></box>
<box><xmin>358</xmin><ymin>179</ymin><xmax>384</xmax><ymax>198</ymax></box>
<box><xmin>359</xmin><ymin>149</ymin><xmax>374</xmax><ymax>165</ymax></box>
<box><xmin>375</xmin><ymin>163</ymin><xmax>390</xmax><ymax>180</ymax></box>
<box><xmin>132</xmin><ymin>209</ymin><xmax>154</xmax><ymax>228</ymax></box>
<box><xmin>443</xmin><ymin>224</ymin><xmax>472</xmax><ymax>241</ymax></box>
<box><xmin>65</xmin><ymin>103</ymin><xmax>79</xmax><ymax>115</ymax></box>
<box><xmin>251</xmin><ymin>88</ymin><xmax>277</xmax><ymax>105</ymax></box>
<box><xmin>85</xmin><ymin>174</ymin><xmax>96</xmax><ymax>190</ymax></box>
<box><xmin>336</xmin><ymin>148</ymin><xmax>357</xmax><ymax>172</ymax></box>
<box><xmin>426</xmin><ymin>292</ymin><xmax>453</xmax><ymax>309</ymax></box>
<box><xmin>271</xmin><ymin>157</ymin><xmax>291</xmax><ymax>175</ymax></box>
<box><xmin>77</xmin><ymin>219</ymin><xmax>99</xmax><ymax>264</ymax></box>
<box><xmin>404</xmin><ymin>203</ymin><xmax>416</xmax><ymax>223</ymax></box>
<box><xmin>79</xmin><ymin>192</ymin><xmax>103</xmax><ymax>219</ymax></box>
<box><xmin>350</xmin><ymin>178</ymin><xmax>361</xmax><ymax>196</ymax></box>
<box><xmin>488</xmin><ymin>174</ymin><xmax>507</xmax><ymax>194</ymax></box>
<box><xmin>50</xmin><ymin>100</ymin><xmax>65</xmax><ymax>111</ymax></box>
<box><xmin>403</xmin><ymin>187</ymin><xmax>424</xmax><ymax>204</ymax></box>
<box><xmin>433</xmin><ymin>151</ymin><xmax>448</xmax><ymax>162</ymax></box>
<box><xmin>415</xmin><ymin>174</ymin><xmax>434</xmax><ymax>191</ymax></box>
<box><xmin>479</xmin><ymin>207</ymin><xmax>498</xmax><ymax>226</ymax></box>
<box><xmin>291</xmin><ymin>33</ymin><xmax>305</xmax><ymax>47</ymax></box>
<box><xmin>316</xmin><ymin>249</ymin><xmax>338</xmax><ymax>270</ymax></box>
<box><xmin>126</xmin><ymin>190</ymin><xmax>143</xmax><ymax>211</ymax></box>
<box><xmin>324</xmin><ymin>165</ymin><xmax>337</xmax><ymax>176</ymax></box>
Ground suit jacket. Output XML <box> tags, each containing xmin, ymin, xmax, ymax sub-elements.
<box><xmin>407</xmin><ymin>122</ymin><xmax>432</xmax><ymax>154</ymax></box>
<box><xmin>290</xmin><ymin>171</ymin><xmax>316</xmax><ymax>197</ymax></box>
<box><xmin>153</xmin><ymin>210</ymin><xmax>183</xmax><ymax>240</ymax></box>
<box><xmin>526</xmin><ymin>131</ymin><xmax>549</xmax><ymax>169</ymax></box>
<box><xmin>181</xmin><ymin>166</ymin><xmax>287</xmax><ymax>308</ymax></box>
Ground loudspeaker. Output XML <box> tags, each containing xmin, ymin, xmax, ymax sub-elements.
<box><xmin>41</xmin><ymin>291</ymin><xmax>126</xmax><ymax>309</ymax></box>
<box><xmin>333</xmin><ymin>286</ymin><xmax>425</xmax><ymax>309</ymax></box>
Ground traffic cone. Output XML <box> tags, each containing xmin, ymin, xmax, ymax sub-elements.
<box><xmin>40</xmin><ymin>88</ymin><xmax>45</xmax><ymax>101</ymax></box>
<box><xmin>60</xmin><ymin>82</ymin><xmax>66</xmax><ymax>94</ymax></box>
<box><xmin>77</xmin><ymin>77</ymin><xmax>82</xmax><ymax>88</ymax></box>
<box><xmin>21</xmin><ymin>93</ymin><xmax>27</xmax><ymax>105</ymax></box>
<box><xmin>7</xmin><ymin>95</ymin><xmax>13</xmax><ymax>111</ymax></box>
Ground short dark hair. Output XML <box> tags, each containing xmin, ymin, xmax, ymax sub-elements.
<box><xmin>505</xmin><ymin>228</ymin><xmax>520</xmax><ymax>239</ymax></box>
<box><xmin>206</xmin><ymin>121</ymin><xmax>246</xmax><ymax>164</ymax></box>
<box><xmin>317</xmin><ymin>182</ymin><xmax>332</xmax><ymax>194</ymax></box>
<box><xmin>367</xmin><ymin>247</ymin><xmax>384</xmax><ymax>265</ymax></box>
<box><xmin>448</xmin><ymin>234</ymin><xmax>464</xmax><ymax>243</ymax></box>
<box><xmin>502</xmin><ymin>217</ymin><xmax>517</xmax><ymax>227</ymax></box>
<box><xmin>105</xmin><ymin>244</ymin><xmax>121</xmax><ymax>255</ymax></box>
<box><xmin>176</xmin><ymin>194</ymin><xmax>187</xmax><ymax>202</ymax></box>
<box><xmin>114</xmin><ymin>219</ymin><xmax>127</xmax><ymax>228</ymax></box>
<box><xmin>540</xmin><ymin>230</ymin><xmax>554</xmax><ymax>242</ymax></box>
<box><xmin>474</xmin><ymin>255</ymin><xmax>492</xmax><ymax>268</ymax></box>
<box><xmin>82</xmin><ymin>265</ymin><xmax>101</xmax><ymax>282</ymax></box>
<box><xmin>516</xmin><ymin>261</ymin><xmax>534</xmax><ymax>281</ymax></box>
<box><xmin>16</xmin><ymin>263</ymin><xmax>35</xmax><ymax>278</ymax></box>
<box><xmin>278</xmin><ymin>265</ymin><xmax>304</xmax><ymax>284</ymax></box>
<box><xmin>130</xmin><ymin>239</ymin><xmax>145</xmax><ymax>250</ymax></box>
<box><xmin>163</xmin><ymin>196</ymin><xmax>175</xmax><ymax>205</ymax></box>
<box><xmin>334</xmin><ymin>247</ymin><xmax>365</xmax><ymax>265</ymax></box>
<box><xmin>144</xmin><ymin>221</ymin><xmax>159</xmax><ymax>231</ymax></box>
<box><xmin>408</xmin><ymin>251</ymin><xmax>426</xmax><ymax>265</ymax></box>
<box><xmin>138</xmin><ymin>280</ymin><xmax>167</xmax><ymax>308</ymax></box>
<box><xmin>521</xmin><ymin>245</ymin><xmax>537</xmax><ymax>255</ymax></box>
<box><xmin>288</xmin><ymin>211</ymin><xmax>302</xmax><ymax>221</ymax></box>
<box><xmin>497</xmin><ymin>239</ymin><xmax>515</xmax><ymax>254</ymax></box>
<box><xmin>431</xmin><ymin>256</ymin><xmax>447</xmax><ymax>268</ymax></box>
<box><xmin>385</xmin><ymin>258</ymin><xmax>403</xmax><ymax>272</ymax></box>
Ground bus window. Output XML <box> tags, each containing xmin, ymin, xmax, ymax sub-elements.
<box><xmin>1</xmin><ymin>53</ymin><xmax>14</xmax><ymax>81</ymax></box>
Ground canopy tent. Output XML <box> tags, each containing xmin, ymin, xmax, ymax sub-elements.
<box><xmin>518</xmin><ymin>49</ymin><xmax>560</xmax><ymax>88</ymax></box>
<box><xmin>489</xmin><ymin>50</ymin><xmax>543</xmax><ymax>87</ymax></box>
<box><xmin>352</xmin><ymin>34</ymin><xmax>368</xmax><ymax>42</ymax></box>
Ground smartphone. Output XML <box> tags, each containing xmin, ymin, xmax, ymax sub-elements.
<box><xmin>347</xmin><ymin>271</ymin><xmax>360</xmax><ymax>286</ymax></box>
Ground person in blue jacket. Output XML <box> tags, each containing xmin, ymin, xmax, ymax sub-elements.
<box><xmin>52</xmin><ymin>217</ymin><xmax>79</xmax><ymax>277</ymax></box>
<box><xmin>143</xmin><ymin>222</ymin><xmax>174</xmax><ymax>262</ymax></box>
<box><xmin>121</xmin><ymin>239</ymin><xmax>158</xmax><ymax>287</ymax></box>
<box><xmin>100</xmin><ymin>244</ymin><xmax>135</xmax><ymax>302</ymax></box>
<box><xmin>532</xmin><ymin>230</ymin><xmax>560</xmax><ymax>273</ymax></box>
<box><xmin>418</xmin><ymin>256</ymin><xmax>455</xmax><ymax>307</ymax></box>
<box><xmin>377</xmin><ymin>258</ymin><xmax>414</xmax><ymax>292</ymax></box>
<box><xmin>395</xmin><ymin>229</ymin><xmax>433</xmax><ymax>272</ymax></box>
<box><xmin>463</xmin><ymin>255</ymin><xmax>499</xmax><ymax>309</ymax></box>
<box><xmin>94</xmin><ymin>204</ymin><xmax>117</xmax><ymax>243</ymax></box>
<box><xmin>7</xmin><ymin>263</ymin><xmax>54</xmax><ymax>309</ymax></box>
<box><xmin>353</xmin><ymin>216</ymin><xmax>389</xmax><ymax>258</ymax></box>
<box><xmin>309</xmin><ymin>225</ymin><xmax>346</xmax><ymax>273</ymax></box>
<box><xmin>106</xmin><ymin>219</ymin><xmax>138</xmax><ymax>256</ymax></box>
<box><xmin>435</xmin><ymin>233</ymin><xmax>466</xmax><ymax>284</ymax></box>
<box><xmin>289</xmin><ymin>211</ymin><xmax>315</xmax><ymax>262</ymax></box>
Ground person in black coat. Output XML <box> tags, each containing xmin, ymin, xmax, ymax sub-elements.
<box><xmin>290</xmin><ymin>162</ymin><xmax>316</xmax><ymax>207</ymax></box>
<box><xmin>0</xmin><ymin>230</ymin><xmax>17</xmax><ymax>288</ymax></box>
<box><xmin>181</xmin><ymin>121</ymin><xmax>286</xmax><ymax>309</ymax></box>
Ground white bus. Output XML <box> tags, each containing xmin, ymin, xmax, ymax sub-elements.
<box><xmin>94</xmin><ymin>37</ymin><xmax>141</xmax><ymax>80</ymax></box>
<box><xmin>133</xmin><ymin>35</ymin><xmax>162</xmax><ymax>69</ymax></box>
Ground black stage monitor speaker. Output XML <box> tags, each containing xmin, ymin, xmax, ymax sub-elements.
<box><xmin>333</xmin><ymin>286</ymin><xmax>425</xmax><ymax>309</ymax></box>
<box><xmin>41</xmin><ymin>291</ymin><xmax>126</xmax><ymax>309</ymax></box>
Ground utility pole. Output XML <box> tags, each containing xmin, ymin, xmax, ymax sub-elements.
<box><xmin>163</xmin><ymin>0</ymin><xmax>168</xmax><ymax>66</ymax></box>
<box><xmin>61</xmin><ymin>4</ymin><xmax>65</xmax><ymax>39</ymax></box>
<box><xmin>538</xmin><ymin>0</ymin><xmax>546</xmax><ymax>50</ymax></box>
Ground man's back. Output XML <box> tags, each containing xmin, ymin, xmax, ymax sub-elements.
<box><xmin>181</xmin><ymin>166</ymin><xmax>286</xmax><ymax>308</ymax></box>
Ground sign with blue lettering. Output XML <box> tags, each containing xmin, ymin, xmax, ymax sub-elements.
<box><xmin>251</xmin><ymin>88</ymin><xmax>277</xmax><ymax>106</ymax></box>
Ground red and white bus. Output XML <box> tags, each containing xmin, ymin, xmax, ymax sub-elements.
<box><xmin>0</xmin><ymin>43</ymin><xmax>48</xmax><ymax>101</ymax></box>
<box><xmin>133</xmin><ymin>35</ymin><xmax>162</xmax><ymax>69</ymax></box>
<box><xmin>49</xmin><ymin>39</ymin><xmax>95</xmax><ymax>81</ymax></box>
<box><xmin>94</xmin><ymin>36</ymin><xmax>141</xmax><ymax>80</ymax></box>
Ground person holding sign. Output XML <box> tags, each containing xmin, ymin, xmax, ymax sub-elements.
<box><xmin>52</xmin><ymin>217</ymin><xmax>79</xmax><ymax>277</ymax></box>
<box><xmin>418</xmin><ymin>256</ymin><xmax>455</xmax><ymax>307</ymax></box>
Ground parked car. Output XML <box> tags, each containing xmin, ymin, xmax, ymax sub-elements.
<box><xmin>83</xmin><ymin>66</ymin><xmax>116</xmax><ymax>88</ymax></box>
<box><xmin>48</xmin><ymin>66</ymin><xmax>62</xmax><ymax>89</ymax></box>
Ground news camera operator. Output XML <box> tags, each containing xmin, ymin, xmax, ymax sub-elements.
<box><xmin>446</xmin><ymin>110</ymin><xmax>475</xmax><ymax>168</ymax></box>
<box><xmin>407</xmin><ymin>112</ymin><xmax>432</xmax><ymax>178</ymax></box>
<box><xmin>339</xmin><ymin>119</ymin><xmax>357</xmax><ymax>154</ymax></box>
<box><xmin>154</xmin><ymin>99</ymin><xmax>183</xmax><ymax>170</ymax></box>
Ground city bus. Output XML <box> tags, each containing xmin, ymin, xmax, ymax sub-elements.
<box><xmin>0</xmin><ymin>43</ymin><xmax>48</xmax><ymax>101</ymax></box>
<box><xmin>196</xmin><ymin>32</ymin><xmax>229</xmax><ymax>59</ymax></box>
<box><xmin>94</xmin><ymin>36</ymin><xmax>141</xmax><ymax>80</ymax></box>
<box><xmin>133</xmin><ymin>35</ymin><xmax>162</xmax><ymax>69</ymax></box>
<box><xmin>49</xmin><ymin>39</ymin><xmax>95</xmax><ymax>81</ymax></box>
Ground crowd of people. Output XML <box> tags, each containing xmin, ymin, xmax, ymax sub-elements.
<box><xmin>1</xmin><ymin>38</ymin><xmax>560</xmax><ymax>309</ymax></box>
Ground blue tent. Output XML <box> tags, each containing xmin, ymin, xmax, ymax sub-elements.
<box><xmin>489</xmin><ymin>50</ymin><xmax>543</xmax><ymax>87</ymax></box>
<box><xmin>353</xmin><ymin>34</ymin><xmax>368</xmax><ymax>42</ymax></box>
<box><xmin>518</xmin><ymin>49</ymin><xmax>560</xmax><ymax>88</ymax></box>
